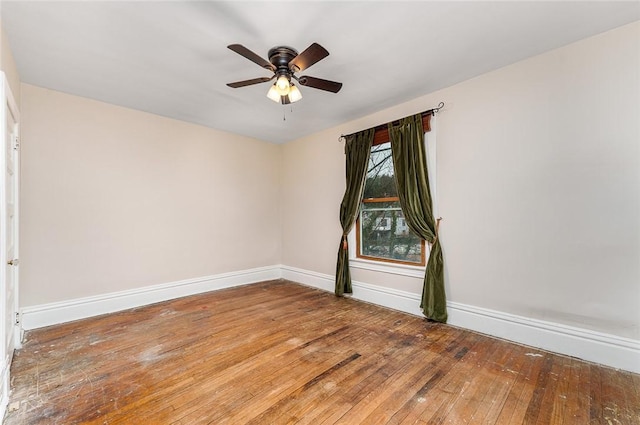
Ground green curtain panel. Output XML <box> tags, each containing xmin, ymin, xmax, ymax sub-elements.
<box><xmin>335</xmin><ymin>128</ymin><xmax>374</xmax><ymax>296</ymax></box>
<box><xmin>389</xmin><ymin>114</ymin><xmax>447</xmax><ymax>322</ymax></box>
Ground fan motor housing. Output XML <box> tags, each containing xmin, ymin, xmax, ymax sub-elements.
<box><xmin>268</xmin><ymin>46</ymin><xmax>299</xmax><ymax>71</ymax></box>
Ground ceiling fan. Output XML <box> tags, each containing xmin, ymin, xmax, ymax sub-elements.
<box><xmin>226</xmin><ymin>43</ymin><xmax>342</xmax><ymax>105</ymax></box>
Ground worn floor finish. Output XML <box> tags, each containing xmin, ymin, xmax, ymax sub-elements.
<box><xmin>4</xmin><ymin>280</ymin><xmax>639</xmax><ymax>424</ymax></box>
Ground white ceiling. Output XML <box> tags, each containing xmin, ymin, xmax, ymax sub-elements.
<box><xmin>2</xmin><ymin>1</ymin><xmax>639</xmax><ymax>143</ymax></box>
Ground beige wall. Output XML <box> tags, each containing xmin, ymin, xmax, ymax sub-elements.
<box><xmin>20</xmin><ymin>84</ymin><xmax>281</xmax><ymax>306</ymax></box>
<box><xmin>281</xmin><ymin>22</ymin><xmax>640</xmax><ymax>340</ymax></box>
<box><xmin>0</xmin><ymin>20</ymin><xmax>20</xmax><ymax>107</ymax></box>
<box><xmin>15</xmin><ymin>20</ymin><xmax>640</xmax><ymax>342</ymax></box>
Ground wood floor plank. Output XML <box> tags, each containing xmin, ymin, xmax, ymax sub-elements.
<box><xmin>521</xmin><ymin>352</ymin><xmax>555</xmax><ymax>425</ymax></box>
<box><xmin>425</xmin><ymin>336</ymin><xmax>507</xmax><ymax>424</ymax></box>
<box><xmin>624</xmin><ymin>370</ymin><xmax>640</xmax><ymax>423</ymax></box>
<box><xmin>358</xmin><ymin>332</ymin><xmax>478</xmax><ymax>424</ymax></box>
<box><xmin>600</xmin><ymin>364</ymin><xmax>637</xmax><ymax>425</ymax></box>
<box><xmin>547</xmin><ymin>355</ymin><xmax>571</xmax><ymax>425</ymax></box>
<box><xmin>402</xmin><ymin>337</ymin><xmax>481</xmax><ymax>423</ymax></box>
<box><xmin>469</xmin><ymin>343</ymin><xmax>522</xmax><ymax>424</ymax></box>
<box><xmin>3</xmin><ymin>280</ymin><xmax>639</xmax><ymax>425</ymax></box>
<box><xmin>253</xmin><ymin>321</ymin><xmax>428</xmax><ymax>424</ymax></box>
<box><xmin>306</xmin><ymin>322</ymin><xmax>465</xmax><ymax>424</ymax></box>
<box><xmin>392</xmin><ymin>334</ymin><xmax>487</xmax><ymax>425</ymax></box>
<box><xmin>183</xmin><ymin>334</ymin><xmax>362</xmax><ymax>423</ymax></box>
<box><xmin>533</xmin><ymin>352</ymin><xmax>564</xmax><ymax>425</ymax></box>
<box><xmin>334</xmin><ymin>331</ymin><xmax>474</xmax><ymax>424</ymax></box>
<box><xmin>589</xmin><ymin>364</ymin><xmax>606</xmax><ymax>425</ymax></box>
<box><xmin>479</xmin><ymin>344</ymin><xmax>528</xmax><ymax>425</ymax></box>
<box><xmin>494</xmin><ymin>350</ymin><xmax>549</xmax><ymax>425</ymax></box>
<box><xmin>562</xmin><ymin>358</ymin><xmax>589</xmax><ymax>425</ymax></box>
<box><xmin>297</xmin><ymin>325</ymin><xmax>462</xmax><ymax>425</ymax></box>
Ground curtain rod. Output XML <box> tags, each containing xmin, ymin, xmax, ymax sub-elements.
<box><xmin>339</xmin><ymin>101</ymin><xmax>444</xmax><ymax>142</ymax></box>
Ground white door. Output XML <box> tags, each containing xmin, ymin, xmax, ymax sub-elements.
<box><xmin>0</xmin><ymin>73</ymin><xmax>19</xmax><ymax>413</ymax></box>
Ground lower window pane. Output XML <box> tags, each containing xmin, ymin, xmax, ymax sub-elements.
<box><xmin>360</xmin><ymin>201</ymin><xmax>423</xmax><ymax>264</ymax></box>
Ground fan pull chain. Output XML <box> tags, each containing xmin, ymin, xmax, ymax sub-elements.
<box><xmin>282</xmin><ymin>105</ymin><xmax>295</xmax><ymax>122</ymax></box>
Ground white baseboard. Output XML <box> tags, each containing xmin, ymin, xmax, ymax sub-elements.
<box><xmin>19</xmin><ymin>264</ymin><xmax>640</xmax><ymax>373</ymax></box>
<box><xmin>20</xmin><ymin>265</ymin><xmax>282</xmax><ymax>330</ymax></box>
<box><xmin>281</xmin><ymin>265</ymin><xmax>640</xmax><ymax>374</ymax></box>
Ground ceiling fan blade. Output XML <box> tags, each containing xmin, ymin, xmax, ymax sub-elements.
<box><xmin>226</xmin><ymin>76</ymin><xmax>274</xmax><ymax>88</ymax></box>
<box><xmin>289</xmin><ymin>43</ymin><xmax>329</xmax><ymax>72</ymax></box>
<box><xmin>297</xmin><ymin>76</ymin><xmax>343</xmax><ymax>93</ymax></box>
<box><xmin>227</xmin><ymin>44</ymin><xmax>275</xmax><ymax>71</ymax></box>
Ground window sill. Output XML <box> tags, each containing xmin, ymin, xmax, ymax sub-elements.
<box><xmin>349</xmin><ymin>257</ymin><xmax>425</xmax><ymax>279</ymax></box>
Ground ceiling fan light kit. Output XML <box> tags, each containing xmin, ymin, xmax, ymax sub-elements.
<box><xmin>288</xmin><ymin>84</ymin><xmax>302</xmax><ymax>103</ymax></box>
<box><xmin>227</xmin><ymin>43</ymin><xmax>342</xmax><ymax>105</ymax></box>
<box><xmin>266</xmin><ymin>84</ymin><xmax>282</xmax><ymax>102</ymax></box>
<box><xmin>275</xmin><ymin>74</ymin><xmax>291</xmax><ymax>96</ymax></box>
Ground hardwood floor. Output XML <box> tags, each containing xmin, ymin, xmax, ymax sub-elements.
<box><xmin>3</xmin><ymin>280</ymin><xmax>639</xmax><ymax>424</ymax></box>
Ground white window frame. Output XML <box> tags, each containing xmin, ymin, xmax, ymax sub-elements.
<box><xmin>349</xmin><ymin>117</ymin><xmax>438</xmax><ymax>278</ymax></box>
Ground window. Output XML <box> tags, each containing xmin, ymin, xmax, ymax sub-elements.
<box><xmin>356</xmin><ymin>141</ymin><xmax>426</xmax><ymax>266</ymax></box>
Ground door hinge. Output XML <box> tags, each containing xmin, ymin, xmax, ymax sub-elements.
<box><xmin>15</xmin><ymin>312</ymin><xmax>20</xmax><ymax>325</ymax></box>
<box><xmin>12</xmin><ymin>136</ymin><xmax>20</xmax><ymax>151</ymax></box>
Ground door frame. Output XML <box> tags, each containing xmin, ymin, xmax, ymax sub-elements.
<box><xmin>0</xmin><ymin>71</ymin><xmax>20</xmax><ymax>420</ymax></box>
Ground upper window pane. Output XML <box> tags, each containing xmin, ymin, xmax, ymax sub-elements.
<box><xmin>363</xmin><ymin>142</ymin><xmax>397</xmax><ymax>199</ymax></box>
